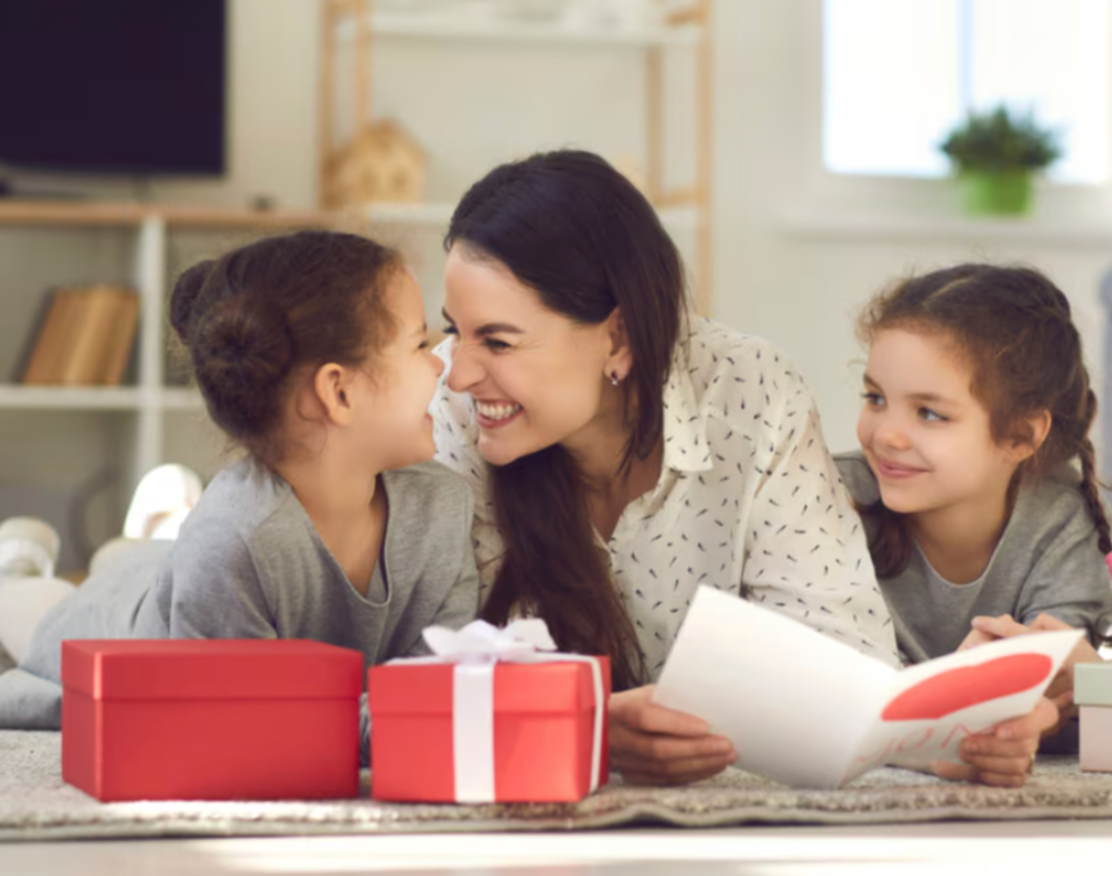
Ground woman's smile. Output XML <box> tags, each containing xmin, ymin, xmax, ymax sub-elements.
<box><xmin>474</xmin><ymin>399</ymin><xmax>524</xmax><ymax>428</ymax></box>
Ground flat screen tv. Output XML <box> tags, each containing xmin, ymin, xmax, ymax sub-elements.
<box><xmin>0</xmin><ymin>1</ymin><xmax>226</xmax><ymax>177</ymax></box>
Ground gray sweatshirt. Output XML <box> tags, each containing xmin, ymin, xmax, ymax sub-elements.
<box><xmin>0</xmin><ymin>456</ymin><xmax>479</xmax><ymax>729</ymax></box>
<box><xmin>835</xmin><ymin>451</ymin><xmax>1112</xmax><ymax>665</ymax></box>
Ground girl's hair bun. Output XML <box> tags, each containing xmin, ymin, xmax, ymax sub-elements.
<box><xmin>169</xmin><ymin>259</ymin><xmax>216</xmax><ymax>346</ymax></box>
<box><xmin>169</xmin><ymin>231</ymin><xmax>400</xmax><ymax>463</ymax></box>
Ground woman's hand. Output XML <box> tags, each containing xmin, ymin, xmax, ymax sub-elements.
<box><xmin>932</xmin><ymin>696</ymin><xmax>1058</xmax><ymax>787</ymax></box>
<box><xmin>609</xmin><ymin>685</ymin><xmax>736</xmax><ymax>785</ymax></box>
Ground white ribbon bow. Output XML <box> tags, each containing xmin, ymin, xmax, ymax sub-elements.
<box><xmin>421</xmin><ymin>618</ymin><xmax>558</xmax><ymax>662</ymax></box>
<box><xmin>400</xmin><ymin>618</ymin><xmax>605</xmax><ymax>803</ymax></box>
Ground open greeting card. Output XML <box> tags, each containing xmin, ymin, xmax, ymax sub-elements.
<box><xmin>653</xmin><ymin>586</ymin><xmax>1082</xmax><ymax>789</ymax></box>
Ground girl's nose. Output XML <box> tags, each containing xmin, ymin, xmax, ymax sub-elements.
<box><xmin>874</xmin><ymin>419</ymin><xmax>911</xmax><ymax>451</ymax></box>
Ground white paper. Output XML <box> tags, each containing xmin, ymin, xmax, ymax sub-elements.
<box><xmin>653</xmin><ymin>586</ymin><xmax>1081</xmax><ymax>788</ymax></box>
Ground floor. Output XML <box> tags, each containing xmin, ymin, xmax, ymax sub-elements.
<box><xmin>4</xmin><ymin>820</ymin><xmax>1112</xmax><ymax>876</ymax></box>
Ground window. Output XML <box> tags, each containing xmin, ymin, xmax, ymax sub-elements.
<box><xmin>823</xmin><ymin>0</ymin><xmax>1109</xmax><ymax>183</ymax></box>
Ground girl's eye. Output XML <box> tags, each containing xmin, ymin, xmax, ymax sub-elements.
<box><xmin>919</xmin><ymin>407</ymin><xmax>948</xmax><ymax>423</ymax></box>
<box><xmin>862</xmin><ymin>392</ymin><xmax>884</xmax><ymax>407</ymax></box>
<box><xmin>418</xmin><ymin>339</ymin><xmax>430</xmax><ymax>351</ymax></box>
<box><xmin>442</xmin><ymin>325</ymin><xmax>458</xmax><ymax>336</ymax></box>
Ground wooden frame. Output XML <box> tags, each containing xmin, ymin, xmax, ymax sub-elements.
<box><xmin>319</xmin><ymin>0</ymin><xmax>715</xmax><ymax>314</ymax></box>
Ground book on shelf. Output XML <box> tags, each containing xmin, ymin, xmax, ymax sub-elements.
<box><xmin>20</xmin><ymin>285</ymin><xmax>140</xmax><ymax>387</ymax></box>
<box><xmin>653</xmin><ymin>585</ymin><xmax>1080</xmax><ymax>789</ymax></box>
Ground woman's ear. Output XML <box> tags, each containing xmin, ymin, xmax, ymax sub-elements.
<box><xmin>312</xmin><ymin>362</ymin><xmax>357</xmax><ymax>426</ymax></box>
<box><xmin>603</xmin><ymin>306</ymin><xmax>633</xmax><ymax>382</ymax></box>
<box><xmin>1008</xmin><ymin>410</ymin><xmax>1053</xmax><ymax>463</ymax></box>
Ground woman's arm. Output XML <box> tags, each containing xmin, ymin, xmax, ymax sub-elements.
<box><xmin>740</xmin><ymin>368</ymin><xmax>900</xmax><ymax>667</ymax></box>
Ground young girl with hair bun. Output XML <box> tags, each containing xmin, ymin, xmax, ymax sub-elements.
<box><xmin>0</xmin><ymin>230</ymin><xmax>479</xmax><ymax>731</ymax></box>
<box><xmin>836</xmin><ymin>263</ymin><xmax>1112</xmax><ymax>784</ymax></box>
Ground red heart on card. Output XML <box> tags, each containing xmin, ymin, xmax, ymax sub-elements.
<box><xmin>881</xmin><ymin>654</ymin><xmax>1053</xmax><ymax>721</ymax></box>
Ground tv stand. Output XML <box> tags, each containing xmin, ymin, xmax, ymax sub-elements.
<box><xmin>0</xmin><ymin>185</ymin><xmax>89</xmax><ymax>201</ymax></box>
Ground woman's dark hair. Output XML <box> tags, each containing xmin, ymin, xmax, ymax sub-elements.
<box><xmin>170</xmin><ymin>230</ymin><xmax>400</xmax><ymax>463</ymax></box>
<box><xmin>857</xmin><ymin>263</ymin><xmax>1111</xmax><ymax>578</ymax></box>
<box><xmin>445</xmin><ymin>150</ymin><xmax>687</xmax><ymax>691</ymax></box>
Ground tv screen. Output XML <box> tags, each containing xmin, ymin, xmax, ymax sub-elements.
<box><xmin>0</xmin><ymin>1</ymin><xmax>226</xmax><ymax>176</ymax></box>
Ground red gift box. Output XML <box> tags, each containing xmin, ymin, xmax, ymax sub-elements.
<box><xmin>369</xmin><ymin>656</ymin><xmax>610</xmax><ymax>803</ymax></box>
<box><xmin>62</xmin><ymin>639</ymin><xmax>363</xmax><ymax>802</ymax></box>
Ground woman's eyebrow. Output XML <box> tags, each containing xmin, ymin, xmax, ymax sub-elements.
<box><xmin>441</xmin><ymin>309</ymin><xmax>524</xmax><ymax>336</ymax></box>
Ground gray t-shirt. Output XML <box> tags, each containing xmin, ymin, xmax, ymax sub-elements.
<box><xmin>0</xmin><ymin>456</ymin><xmax>479</xmax><ymax>729</ymax></box>
<box><xmin>835</xmin><ymin>451</ymin><xmax>1112</xmax><ymax>665</ymax></box>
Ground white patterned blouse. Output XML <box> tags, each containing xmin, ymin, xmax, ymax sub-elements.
<box><xmin>431</xmin><ymin>317</ymin><xmax>900</xmax><ymax>677</ymax></box>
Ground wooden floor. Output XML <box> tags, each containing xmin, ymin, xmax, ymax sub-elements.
<box><xmin>3</xmin><ymin>822</ymin><xmax>1112</xmax><ymax>875</ymax></box>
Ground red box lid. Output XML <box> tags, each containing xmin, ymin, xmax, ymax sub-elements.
<box><xmin>62</xmin><ymin>639</ymin><xmax>364</xmax><ymax>701</ymax></box>
<box><xmin>369</xmin><ymin>661</ymin><xmax>603</xmax><ymax>715</ymax></box>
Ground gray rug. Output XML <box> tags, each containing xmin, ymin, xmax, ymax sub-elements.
<box><xmin>4</xmin><ymin>731</ymin><xmax>1112</xmax><ymax>841</ymax></box>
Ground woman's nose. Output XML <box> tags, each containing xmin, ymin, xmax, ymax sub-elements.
<box><xmin>446</xmin><ymin>342</ymin><xmax>482</xmax><ymax>393</ymax></box>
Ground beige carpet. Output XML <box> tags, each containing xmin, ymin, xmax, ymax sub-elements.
<box><xmin>4</xmin><ymin>731</ymin><xmax>1112</xmax><ymax>840</ymax></box>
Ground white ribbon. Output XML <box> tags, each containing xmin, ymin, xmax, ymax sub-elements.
<box><xmin>391</xmin><ymin>619</ymin><xmax>606</xmax><ymax>803</ymax></box>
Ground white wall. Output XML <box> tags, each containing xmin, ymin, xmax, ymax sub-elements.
<box><xmin>12</xmin><ymin>0</ymin><xmax>321</xmax><ymax>210</ymax></box>
<box><xmin>7</xmin><ymin>0</ymin><xmax>1112</xmax><ymax>566</ymax></box>
<box><xmin>712</xmin><ymin>0</ymin><xmax>1112</xmax><ymax>464</ymax></box>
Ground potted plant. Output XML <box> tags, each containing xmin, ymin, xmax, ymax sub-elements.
<box><xmin>939</xmin><ymin>105</ymin><xmax>1062</xmax><ymax>216</ymax></box>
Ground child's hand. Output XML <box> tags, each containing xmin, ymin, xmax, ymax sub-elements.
<box><xmin>958</xmin><ymin>613</ymin><xmax>1034</xmax><ymax>650</ymax></box>
<box><xmin>609</xmin><ymin>685</ymin><xmax>736</xmax><ymax>785</ymax></box>
<box><xmin>959</xmin><ymin>612</ymin><xmax>1101</xmax><ymax>735</ymax></box>
<box><xmin>967</xmin><ymin>612</ymin><xmax>1101</xmax><ymax>686</ymax></box>
<box><xmin>931</xmin><ymin>696</ymin><xmax>1058</xmax><ymax>788</ymax></box>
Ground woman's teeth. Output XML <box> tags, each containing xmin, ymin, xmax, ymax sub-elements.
<box><xmin>476</xmin><ymin>401</ymin><xmax>522</xmax><ymax>421</ymax></box>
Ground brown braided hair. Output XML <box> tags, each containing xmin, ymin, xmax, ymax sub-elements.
<box><xmin>856</xmin><ymin>263</ymin><xmax>1111</xmax><ymax>578</ymax></box>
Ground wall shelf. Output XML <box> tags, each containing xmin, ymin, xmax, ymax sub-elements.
<box><xmin>338</xmin><ymin>12</ymin><xmax>700</xmax><ymax>47</ymax></box>
<box><xmin>321</xmin><ymin>0</ymin><xmax>715</xmax><ymax>312</ymax></box>
<box><xmin>0</xmin><ymin>386</ymin><xmax>143</xmax><ymax>411</ymax></box>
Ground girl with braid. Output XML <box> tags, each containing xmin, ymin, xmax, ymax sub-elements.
<box><xmin>835</xmin><ymin>264</ymin><xmax>1112</xmax><ymax>782</ymax></box>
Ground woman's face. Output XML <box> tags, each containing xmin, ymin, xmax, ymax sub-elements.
<box><xmin>442</xmin><ymin>245</ymin><xmax>616</xmax><ymax>466</ymax></box>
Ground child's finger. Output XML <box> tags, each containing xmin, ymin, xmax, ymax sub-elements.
<box><xmin>970</xmin><ymin>769</ymin><xmax>1030</xmax><ymax>788</ymax></box>
<box><xmin>931</xmin><ymin>760</ymin><xmax>976</xmax><ymax>783</ymax></box>
<box><xmin>1030</xmin><ymin>613</ymin><xmax>1073</xmax><ymax>633</ymax></box>
<box><xmin>992</xmin><ymin>697</ymin><xmax>1058</xmax><ymax>740</ymax></box>
<box><xmin>960</xmin><ymin>735</ymin><xmax>1036</xmax><ymax>760</ymax></box>
<box><xmin>957</xmin><ymin>751</ymin><xmax>1035</xmax><ymax>777</ymax></box>
<box><xmin>970</xmin><ymin>614</ymin><xmax>1029</xmax><ymax>639</ymax></box>
<box><xmin>1050</xmin><ymin>689</ymin><xmax>1075</xmax><ymax>713</ymax></box>
<box><xmin>958</xmin><ymin>629</ymin><xmax>997</xmax><ymax>650</ymax></box>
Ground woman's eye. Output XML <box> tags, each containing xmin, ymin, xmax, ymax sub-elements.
<box><xmin>919</xmin><ymin>407</ymin><xmax>947</xmax><ymax>423</ymax></box>
<box><xmin>862</xmin><ymin>392</ymin><xmax>884</xmax><ymax>407</ymax></box>
<box><xmin>442</xmin><ymin>325</ymin><xmax>458</xmax><ymax>336</ymax></box>
<box><xmin>484</xmin><ymin>338</ymin><xmax>511</xmax><ymax>352</ymax></box>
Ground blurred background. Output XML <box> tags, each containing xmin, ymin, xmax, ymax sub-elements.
<box><xmin>0</xmin><ymin>0</ymin><xmax>1109</xmax><ymax>573</ymax></box>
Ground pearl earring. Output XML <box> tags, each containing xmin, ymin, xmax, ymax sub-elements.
<box><xmin>609</xmin><ymin>372</ymin><xmax>620</xmax><ymax>386</ymax></box>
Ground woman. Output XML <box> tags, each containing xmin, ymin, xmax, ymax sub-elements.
<box><xmin>431</xmin><ymin>150</ymin><xmax>1050</xmax><ymax>786</ymax></box>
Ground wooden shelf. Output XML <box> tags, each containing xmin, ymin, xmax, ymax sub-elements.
<box><xmin>339</xmin><ymin>13</ymin><xmax>700</xmax><ymax>47</ymax></box>
<box><xmin>159</xmin><ymin>388</ymin><xmax>206</xmax><ymax>411</ymax></box>
<box><xmin>0</xmin><ymin>201</ymin><xmax>336</xmax><ymax>230</ymax></box>
<box><xmin>0</xmin><ymin>386</ymin><xmax>213</xmax><ymax>411</ymax></box>
<box><xmin>0</xmin><ymin>385</ymin><xmax>143</xmax><ymax>410</ymax></box>
<box><xmin>357</xmin><ymin>201</ymin><xmax>700</xmax><ymax>229</ymax></box>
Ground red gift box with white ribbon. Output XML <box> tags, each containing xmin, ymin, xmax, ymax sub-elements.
<box><xmin>368</xmin><ymin>619</ymin><xmax>610</xmax><ymax>803</ymax></box>
<box><xmin>62</xmin><ymin>639</ymin><xmax>364</xmax><ymax>802</ymax></box>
